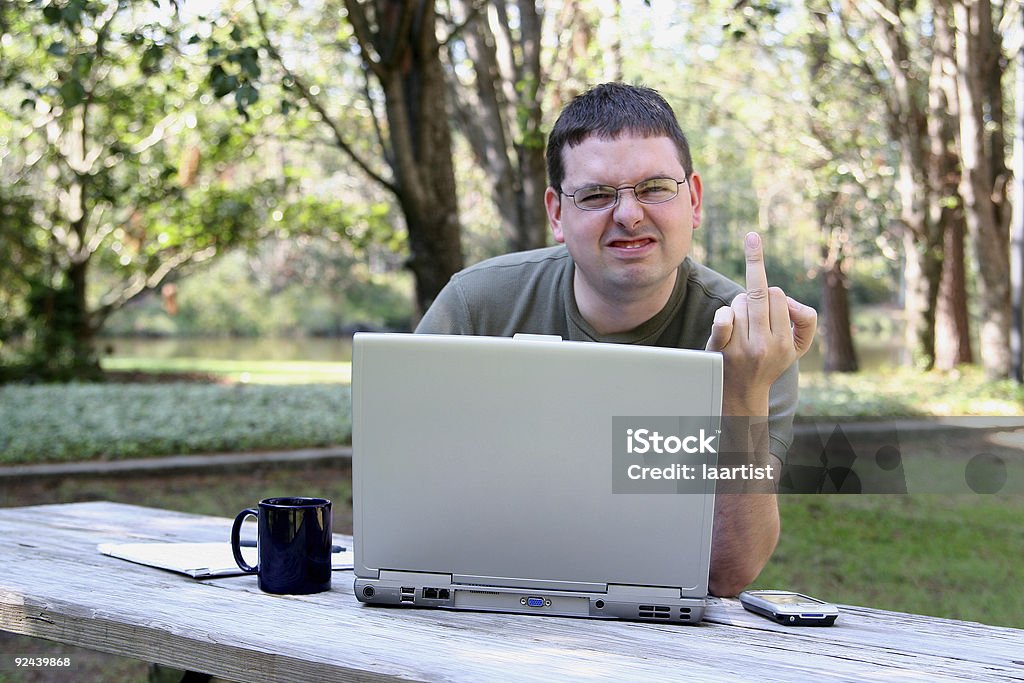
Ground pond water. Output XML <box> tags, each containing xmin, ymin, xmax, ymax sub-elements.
<box><xmin>100</xmin><ymin>336</ymin><xmax>355</xmax><ymax>363</ymax></box>
<box><xmin>801</xmin><ymin>340</ymin><xmax>910</xmax><ymax>373</ymax></box>
<box><xmin>101</xmin><ymin>335</ymin><xmax>908</xmax><ymax>374</ymax></box>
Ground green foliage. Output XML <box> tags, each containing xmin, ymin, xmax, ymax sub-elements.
<box><xmin>799</xmin><ymin>366</ymin><xmax>1024</xmax><ymax>417</ymax></box>
<box><xmin>721</xmin><ymin>1</ymin><xmax>783</xmax><ymax>41</ymax></box>
<box><xmin>206</xmin><ymin>23</ymin><xmax>262</xmax><ymax>117</ymax></box>
<box><xmin>1</xmin><ymin>0</ymin><xmax>411</xmax><ymax>378</ymax></box>
<box><xmin>0</xmin><ymin>382</ymin><xmax>351</xmax><ymax>464</ymax></box>
<box><xmin>621</xmin><ymin>2</ymin><xmax>901</xmax><ymax>315</ymax></box>
<box><xmin>104</xmin><ymin>235</ymin><xmax>414</xmax><ymax>337</ymax></box>
<box><xmin>22</xmin><ymin>280</ymin><xmax>100</xmax><ymax>382</ymax></box>
<box><xmin>1</xmin><ymin>0</ymin><xmax>416</xmax><ymax>382</ymax></box>
<box><xmin>0</xmin><ymin>0</ymin><xmax>278</xmax><ymax>380</ymax></box>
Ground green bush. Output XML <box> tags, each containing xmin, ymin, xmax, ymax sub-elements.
<box><xmin>104</xmin><ymin>240</ymin><xmax>414</xmax><ymax>338</ymax></box>
<box><xmin>798</xmin><ymin>366</ymin><xmax>1024</xmax><ymax>417</ymax></box>
<box><xmin>0</xmin><ymin>383</ymin><xmax>351</xmax><ymax>464</ymax></box>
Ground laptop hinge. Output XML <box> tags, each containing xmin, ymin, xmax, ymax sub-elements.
<box><xmin>512</xmin><ymin>333</ymin><xmax>563</xmax><ymax>342</ymax></box>
<box><xmin>378</xmin><ymin>570</ymin><xmax>454</xmax><ymax>584</ymax></box>
<box><xmin>606</xmin><ymin>584</ymin><xmax>686</xmax><ymax>600</ymax></box>
<box><xmin>453</xmin><ymin>574</ymin><xmax>605</xmax><ymax>593</ymax></box>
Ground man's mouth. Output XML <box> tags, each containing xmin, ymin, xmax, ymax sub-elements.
<box><xmin>607</xmin><ymin>238</ymin><xmax>655</xmax><ymax>250</ymax></box>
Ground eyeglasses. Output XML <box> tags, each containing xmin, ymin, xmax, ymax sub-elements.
<box><xmin>560</xmin><ymin>177</ymin><xmax>688</xmax><ymax>211</ymax></box>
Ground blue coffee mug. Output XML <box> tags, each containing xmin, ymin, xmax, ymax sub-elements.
<box><xmin>230</xmin><ymin>497</ymin><xmax>333</xmax><ymax>595</ymax></box>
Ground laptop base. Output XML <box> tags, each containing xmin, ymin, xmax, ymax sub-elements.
<box><xmin>355</xmin><ymin>576</ymin><xmax>707</xmax><ymax>624</ymax></box>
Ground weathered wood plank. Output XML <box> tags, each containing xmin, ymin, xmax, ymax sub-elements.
<box><xmin>0</xmin><ymin>502</ymin><xmax>1021</xmax><ymax>682</ymax></box>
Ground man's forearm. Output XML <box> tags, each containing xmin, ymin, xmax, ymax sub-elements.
<box><xmin>709</xmin><ymin>491</ymin><xmax>780</xmax><ymax>596</ymax></box>
<box><xmin>707</xmin><ymin>412</ymin><xmax>781</xmax><ymax>597</ymax></box>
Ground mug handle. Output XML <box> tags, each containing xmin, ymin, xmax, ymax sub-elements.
<box><xmin>230</xmin><ymin>508</ymin><xmax>259</xmax><ymax>573</ymax></box>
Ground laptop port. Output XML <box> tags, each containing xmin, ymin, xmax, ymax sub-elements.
<box><xmin>438</xmin><ymin>589</ymin><xmax>451</xmax><ymax>599</ymax></box>
<box><xmin>424</xmin><ymin>587</ymin><xmax>439</xmax><ymax>599</ymax></box>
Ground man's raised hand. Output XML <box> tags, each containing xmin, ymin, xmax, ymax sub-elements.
<box><xmin>705</xmin><ymin>232</ymin><xmax>817</xmax><ymax>414</ymax></box>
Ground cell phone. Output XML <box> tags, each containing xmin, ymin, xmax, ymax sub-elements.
<box><xmin>738</xmin><ymin>590</ymin><xmax>839</xmax><ymax>626</ymax></box>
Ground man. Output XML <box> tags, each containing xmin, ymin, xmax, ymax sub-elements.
<box><xmin>417</xmin><ymin>83</ymin><xmax>817</xmax><ymax>596</ymax></box>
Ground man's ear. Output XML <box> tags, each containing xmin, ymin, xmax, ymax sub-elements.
<box><xmin>688</xmin><ymin>172</ymin><xmax>704</xmax><ymax>229</ymax></box>
<box><xmin>545</xmin><ymin>187</ymin><xmax>565</xmax><ymax>243</ymax></box>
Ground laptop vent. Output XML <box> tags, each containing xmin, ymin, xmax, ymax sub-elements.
<box><xmin>638</xmin><ymin>605</ymin><xmax>672</xmax><ymax>620</ymax></box>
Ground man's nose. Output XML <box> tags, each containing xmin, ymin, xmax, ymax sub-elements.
<box><xmin>612</xmin><ymin>189</ymin><xmax>645</xmax><ymax>229</ymax></box>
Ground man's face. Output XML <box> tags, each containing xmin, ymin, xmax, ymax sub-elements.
<box><xmin>545</xmin><ymin>133</ymin><xmax>703</xmax><ymax>310</ymax></box>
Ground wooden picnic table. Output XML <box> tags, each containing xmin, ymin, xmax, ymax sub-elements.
<box><xmin>0</xmin><ymin>501</ymin><xmax>1021</xmax><ymax>682</ymax></box>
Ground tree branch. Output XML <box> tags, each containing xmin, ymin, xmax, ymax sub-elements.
<box><xmin>836</xmin><ymin>8</ymin><xmax>899</xmax><ymax>130</ymax></box>
<box><xmin>93</xmin><ymin>245</ymin><xmax>218</xmax><ymax>325</ymax></box>
<box><xmin>379</xmin><ymin>0</ymin><xmax>419</xmax><ymax>71</ymax></box>
<box><xmin>129</xmin><ymin>113</ymin><xmax>178</xmax><ymax>156</ymax></box>
<box><xmin>859</xmin><ymin>0</ymin><xmax>900</xmax><ymax>27</ymax></box>
<box><xmin>439</xmin><ymin>0</ymin><xmax>487</xmax><ymax>48</ymax></box>
<box><xmin>342</xmin><ymin>0</ymin><xmax>385</xmax><ymax>79</ymax></box>
<box><xmin>361</xmin><ymin>67</ymin><xmax>393</xmax><ymax>171</ymax></box>
<box><xmin>253</xmin><ymin>0</ymin><xmax>398</xmax><ymax>195</ymax></box>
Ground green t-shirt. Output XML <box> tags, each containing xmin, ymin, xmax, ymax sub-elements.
<box><xmin>416</xmin><ymin>245</ymin><xmax>797</xmax><ymax>459</ymax></box>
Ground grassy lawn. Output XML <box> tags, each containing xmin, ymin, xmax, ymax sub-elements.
<box><xmin>757</xmin><ymin>494</ymin><xmax>1024</xmax><ymax>628</ymax></box>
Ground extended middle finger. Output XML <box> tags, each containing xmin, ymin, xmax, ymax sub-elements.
<box><xmin>743</xmin><ymin>232</ymin><xmax>770</xmax><ymax>328</ymax></box>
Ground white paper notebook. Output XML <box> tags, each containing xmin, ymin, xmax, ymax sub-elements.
<box><xmin>98</xmin><ymin>542</ymin><xmax>354</xmax><ymax>578</ymax></box>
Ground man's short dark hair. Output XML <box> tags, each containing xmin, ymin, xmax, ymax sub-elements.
<box><xmin>546</xmin><ymin>82</ymin><xmax>694</xmax><ymax>192</ymax></box>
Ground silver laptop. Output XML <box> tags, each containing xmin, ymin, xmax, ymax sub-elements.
<box><xmin>351</xmin><ymin>333</ymin><xmax>722</xmax><ymax>624</ymax></box>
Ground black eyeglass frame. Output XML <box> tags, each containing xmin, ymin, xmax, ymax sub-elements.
<box><xmin>558</xmin><ymin>176</ymin><xmax>689</xmax><ymax>211</ymax></box>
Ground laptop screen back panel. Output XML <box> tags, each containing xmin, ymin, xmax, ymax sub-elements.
<box><xmin>352</xmin><ymin>334</ymin><xmax>721</xmax><ymax>609</ymax></box>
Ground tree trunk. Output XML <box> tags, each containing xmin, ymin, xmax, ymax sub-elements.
<box><xmin>67</xmin><ymin>259</ymin><xmax>102</xmax><ymax>376</ymax></box>
<box><xmin>935</xmin><ymin>211</ymin><xmax>973</xmax><ymax>368</ymax></box>
<box><xmin>57</xmin><ymin>106</ymin><xmax>101</xmax><ymax>378</ymax></box>
<box><xmin>804</xmin><ymin>11</ymin><xmax>857</xmax><ymax>374</ymax></box>
<box><xmin>931</xmin><ymin>0</ymin><xmax>973</xmax><ymax>370</ymax></box>
<box><xmin>901</xmin><ymin>226</ymin><xmax>942</xmax><ymax>368</ymax></box>
<box><xmin>953</xmin><ymin>0</ymin><xmax>1012</xmax><ymax>378</ymax></box>
<box><xmin>821</xmin><ymin>259</ymin><xmax>859</xmax><ymax>373</ymax></box>
<box><xmin>870</xmin><ymin>2</ymin><xmax>943</xmax><ymax>368</ymax></box>
<box><xmin>511</xmin><ymin>0</ymin><xmax>548</xmax><ymax>252</ymax></box>
<box><xmin>395</xmin><ymin>188</ymin><xmax>464</xmax><ymax>315</ymax></box>
<box><xmin>346</xmin><ymin>0</ymin><xmax>464</xmax><ymax>314</ymax></box>
<box><xmin>818</xmin><ymin>200</ymin><xmax>859</xmax><ymax>373</ymax></box>
<box><xmin>448</xmin><ymin>0</ymin><xmax>548</xmax><ymax>253</ymax></box>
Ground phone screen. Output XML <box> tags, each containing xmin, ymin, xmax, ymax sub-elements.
<box><xmin>753</xmin><ymin>592</ymin><xmax>825</xmax><ymax>606</ymax></box>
